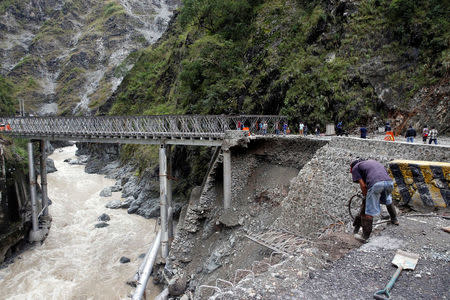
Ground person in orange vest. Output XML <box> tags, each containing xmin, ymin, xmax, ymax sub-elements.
<box><xmin>384</xmin><ymin>122</ymin><xmax>395</xmax><ymax>141</ymax></box>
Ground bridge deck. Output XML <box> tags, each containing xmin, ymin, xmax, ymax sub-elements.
<box><xmin>0</xmin><ymin>115</ymin><xmax>287</xmax><ymax>146</ymax></box>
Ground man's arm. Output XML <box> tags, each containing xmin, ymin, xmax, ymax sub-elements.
<box><xmin>358</xmin><ymin>179</ymin><xmax>367</xmax><ymax>196</ymax></box>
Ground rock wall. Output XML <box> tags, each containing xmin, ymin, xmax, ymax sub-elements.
<box><xmin>0</xmin><ymin>0</ymin><xmax>180</xmax><ymax>114</ymax></box>
<box><xmin>76</xmin><ymin>142</ymin><xmax>183</xmax><ymax>220</ymax></box>
<box><xmin>0</xmin><ymin>171</ymin><xmax>32</xmax><ymax>264</ymax></box>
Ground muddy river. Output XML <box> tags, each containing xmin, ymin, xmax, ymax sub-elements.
<box><xmin>0</xmin><ymin>145</ymin><xmax>159</xmax><ymax>299</ymax></box>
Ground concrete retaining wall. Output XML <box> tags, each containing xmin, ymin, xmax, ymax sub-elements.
<box><xmin>330</xmin><ymin>137</ymin><xmax>449</xmax><ymax>162</ymax></box>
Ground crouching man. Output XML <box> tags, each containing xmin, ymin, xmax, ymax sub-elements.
<box><xmin>350</xmin><ymin>159</ymin><xmax>399</xmax><ymax>242</ymax></box>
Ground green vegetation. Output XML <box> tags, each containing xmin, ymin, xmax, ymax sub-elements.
<box><xmin>0</xmin><ymin>78</ymin><xmax>27</xmax><ymax>172</ymax></box>
<box><xmin>103</xmin><ymin>1</ymin><xmax>125</xmax><ymax>18</ymax></box>
<box><xmin>0</xmin><ymin>0</ymin><xmax>24</xmax><ymax>14</ymax></box>
<box><xmin>120</xmin><ymin>144</ymin><xmax>159</xmax><ymax>176</ymax></box>
<box><xmin>111</xmin><ymin>0</ymin><xmax>448</xmax><ymax>126</ymax></box>
<box><xmin>33</xmin><ymin>18</ymin><xmax>66</xmax><ymax>42</ymax></box>
<box><xmin>106</xmin><ymin>0</ymin><xmax>448</xmax><ymax>182</ymax></box>
<box><xmin>0</xmin><ymin>76</ymin><xmax>16</xmax><ymax>116</ymax></box>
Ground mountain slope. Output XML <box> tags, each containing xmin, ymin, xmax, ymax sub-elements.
<box><xmin>0</xmin><ymin>0</ymin><xmax>179</xmax><ymax>115</ymax></box>
<box><xmin>105</xmin><ymin>0</ymin><xmax>449</xmax><ymax>133</ymax></box>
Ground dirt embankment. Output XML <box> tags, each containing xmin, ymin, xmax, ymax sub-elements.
<box><xmin>162</xmin><ymin>136</ymin><xmax>449</xmax><ymax>299</ymax></box>
<box><xmin>163</xmin><ymin>138</ymin><xmax>326</xmax><ymax>295</ymax></box>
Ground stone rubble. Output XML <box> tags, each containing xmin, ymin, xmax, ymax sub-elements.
<box><xmin>164</xmin><ymin>136</ymin><xmax>449</xmax><ymax>299</ymax></box>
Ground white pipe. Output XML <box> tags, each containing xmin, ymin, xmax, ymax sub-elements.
<box><xmin>154</xmin><ymin>288</ymin><xmax>169</xmax><ymax>300</ymax></box>
<box><xmin>132</xmin><ymin>230</ymin><xmax>162</xmax><ymax>300</ymax></box>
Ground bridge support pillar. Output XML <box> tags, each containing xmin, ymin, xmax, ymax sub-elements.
<box><xmin>28</xmin><ymin>141</ymin><xmax>42</xmax><ymax>241</ymax></box>
<box><xmin>159</xmin><ymin>144</ymin><xmax>169</xmax><ymax>258</ymax></box>
<box><xmin>223</xmin><ymin>149</ymin><xmax>231</xmax><ymax>209</ymax></box>
<box><xmin>167</xmin><ymin>146</ymin><xmax>173</xmax><ymax>241</ymax></box>
<box><xmin>40</xmin><ymin>140</ymin><xmax>49</xmax><ymax>216</ymax></box>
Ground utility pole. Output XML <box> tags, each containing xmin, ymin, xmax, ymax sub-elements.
<box><xmin>19</xmin><ymin>99</ymin><xmax>25</xmax><ymax>117</ymax></box>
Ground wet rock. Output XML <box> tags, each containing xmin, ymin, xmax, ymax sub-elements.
<box><xmin>168</xmin><ymin>276</ymin><xmax>187</xmax><ymax>296</ymax></box>
<box><xmin>99</xmin><ymin>187</ymin><xmax>112</xmax><ymax>197</ymax></box>
<box><xmin>100</xmin><ymin>161</ymin><xmax>121</xmax><ymax>175</ymax></box>
<box><xmin>127</xmin><ymin>190</ymin><xmax>160</xmax><ymax>218</ymax></box>
<box><xmin>110</xmin><ymin>185</ymin><xmax>122</xmax><ymax>192</ymax></box>
<box><xmin>94</xmin><ymin>222</ymin><xmax>109</xmax><ymax>228</ymax></box>
<box><xmin>85</xmin><ymin>158</ymin><xmax>104</xmax><ymax>174</ymax></box>
<box><xmin>204</xmin><ymin>249</ymin><xmax>223</xmax><ymax>274</ymax></box>
<box><xmin>127</xmin><ymin>199</ymin><xmax>141</xmax><ymax>214</ymax></box>
<box><xmin>172</xmin><ymin>202</ymin><xmax>184</xmax><ymax>219</ymax></box>
<box><xmin>129</xmin><ymin>197</ymin><xmax>160</xmax><ymax>218</ymax></box>
<box><xmin>66</xmin><ymin>155</ymin><xmax>89</xmax><ymax>165</ymax></box>
<box><xmin>121</xmin><ymin>197</ymin><xmax>133</xmax><ymax>209</ymax></box>
<box><xmin>106</xmin><ymin>197</ymin><xmax>133</xmax><ymax>209</ymax></box>
<box><xmin>46</xmin><ymin>158</ymin><xmax>57</xmax><ymax>174</ymax></box>
<box><xmin>105</xmin><ymin>199</ymin><xmax>122</xmax><ymax>209</ymax></box>
<box><xmin>121</xmin><ymin>177</ymin><xmax>140</xmax><ymax>199</ymax></box>
<box><xmin>120</xmin><ymin>256</ymin><xmax>130</xmax><ymax>264</ymax></box>
<box><xmin>126</xmin><ymin>280</ymin><xmax>137</xmax><ymax>287</ymax></box>
<box><xmin>98</xmin><ymin>213</ymin><xmax>110</xmax><ymax>222</ymax></box>
<box><xmin>36</xmin><ymin>158</ymin><xmax>57</xmax><ymax>174</ymax></box>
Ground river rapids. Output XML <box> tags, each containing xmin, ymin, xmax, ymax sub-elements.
<box><xmin>0</xmin><ymin>146</ymin><xmax>159</xmax><ymax>299</ymax></box>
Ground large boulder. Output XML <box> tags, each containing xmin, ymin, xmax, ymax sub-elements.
<box><xmin>46</xmin><ymin>158</ymin><xmax>57</xmax><ymax>173</ymax></box>
<box><xmin>99</xmin><ymin>187</ymin><xmax>112</xmax><ymax>197</ymax></box>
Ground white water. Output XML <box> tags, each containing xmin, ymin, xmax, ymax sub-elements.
<box><xmin>0</xmin><ymin>146</ymin><xmax>160</xmax><ymax>299</ymax></box>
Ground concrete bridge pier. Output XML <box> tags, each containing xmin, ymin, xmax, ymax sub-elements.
<box><xmin>28</xmin><ymin>141</ymin><xmax>43</xmax><ymax>242</ymax></box>
<box><xmin>167</xmin><ymin>146</ymin><xmax>174</xmax><ymax>241</ymax></box>
<box><xmin>40</xmin><ymin>140</ymin><xmax>49</xmax><ymax>216</ymax></box>
<box><xmin>223</xmin><ymin>149</ymin><xmax>231</xmax><ymax>210</ymax></box>
<box><xmin>159</xmin><ymin>144</ymin><xmax>169</xmax><ymax>258</ymax></box>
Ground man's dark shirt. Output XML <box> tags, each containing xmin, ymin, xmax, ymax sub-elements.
<box><xmin>360</xmin><ymin>127</ymin><xmax>367</xmax><ymax>138</ymax></box>
<box><xmin>351</xmin><ymin>160</ymin><xmax>392</xmax><ymax>189</ymax></box>
<box><xmin>405</xmin><ymin>128</ymin><xmax>417</xmax><ymax>137</ymax></box>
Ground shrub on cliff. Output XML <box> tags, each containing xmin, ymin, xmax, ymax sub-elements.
<box><xmin>0</xmin><ymin>76</ymin><xmax>16</xmax><ymax>116</ymax></box>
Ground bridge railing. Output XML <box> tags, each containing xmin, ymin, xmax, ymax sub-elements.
<box><xmin>0</xmin><ymin>115</ymin><xmax>287</xmax><ymax>139</ymax></box>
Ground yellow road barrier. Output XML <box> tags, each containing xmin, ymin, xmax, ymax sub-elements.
<box><xmin>389</xmin><ymin>160</ymin><xmax>450</xmax><ymax>208</ymax></box>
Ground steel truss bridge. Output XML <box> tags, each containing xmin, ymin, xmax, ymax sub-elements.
<box><xmin>0</xmin><ymin>115</ymin><xmax>287</xmax><ymax>146</ymax></box>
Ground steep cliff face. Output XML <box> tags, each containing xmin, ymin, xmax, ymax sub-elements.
<box><xmin>105</xmin><ymin>0</ymin><xmax>449</xmax><ymax>134</ymax></box>
<box><xmin>0</xmin><ymin>0</ymin><xmax>179</xmax><ymax>115</ymax></box>
<box><xmin>0</xmin><ymin>139</ymin><xmax>32</xmax><ymax>264</ymax></box>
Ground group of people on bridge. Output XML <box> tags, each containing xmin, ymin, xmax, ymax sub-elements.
<box><xmin>237</xmin><ymin>121</ymin><xmax>324</xmax><ymax>136</ymax></box>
